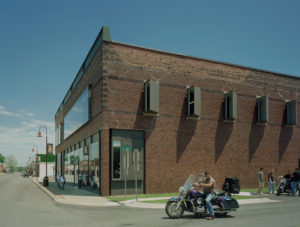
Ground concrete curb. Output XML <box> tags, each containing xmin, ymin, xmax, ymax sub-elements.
<box><xmin>31</xmin><ymin>179</ymin><xmax>119</xmax><ymax>207</ymax></box>
<box><xmin>121</xmin><ymin>196</ymin><xmax>281</xmax><ymax>209</ymax></box>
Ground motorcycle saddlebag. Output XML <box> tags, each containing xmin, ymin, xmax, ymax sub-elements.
<box><xmin>218</xmin><ymin>196</ymin><xmax>239</xmax><ymax>210</ymax></box>
<box><xmin>222</xmin><ymin>177</ymin><xmax>240</xmax><ymax>194</ymax></box>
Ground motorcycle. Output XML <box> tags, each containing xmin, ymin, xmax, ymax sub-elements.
<box><xmin>276</xmin><ymin>177</ymin><xmax>291</xmax><ymax>196</ymax></box>
<box><xmin>165</xmin><ymin>174</ymin><xmax>239</xmax><ymax>219</ymax></box>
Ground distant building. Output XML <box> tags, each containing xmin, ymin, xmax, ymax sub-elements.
<box><xmin>34</xmin><ymin>154</ymin><xmax>55</xmax><ymax>181</ymax></box>
<box><xmin>55</xmin><ymin>26</ymin><xmax>300</xmax><ymax>196</ymax></box>
<box><xmin>0</xmin><ymin>163</ymin><xmax>6</xmax><ymax>173</ymax></box>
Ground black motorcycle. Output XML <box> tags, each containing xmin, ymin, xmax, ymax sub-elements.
<box><xmin>165</xmin><ymin>174</ymin><xmax>240</xmax><ymax>219</ymax></box>
<box><xmin>276</xmin><ymin>177</ymin><xmax>291</xmax><ymax>196</ymax></box>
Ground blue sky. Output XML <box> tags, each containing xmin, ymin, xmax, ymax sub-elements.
<box><xmin>0</xmin><ymin>0</ymin><xmax>300</xmax><ymax>166</ymax></box>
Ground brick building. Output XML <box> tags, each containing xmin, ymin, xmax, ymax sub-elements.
<box><xmin>55</xmin><ymin>26</ymin><xmax>300</xmax><ymax>196</ymax></box>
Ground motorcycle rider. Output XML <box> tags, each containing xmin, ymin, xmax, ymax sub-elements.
<box><xmin>198</xmin><ymin>171</ymin><xmax>216</xmax><ymax>220</ymax></box>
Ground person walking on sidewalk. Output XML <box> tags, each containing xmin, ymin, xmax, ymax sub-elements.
<box><xmin>291</xmin><ymin>168</ymin><xmax>300</xmax><ymax>196</ymax></box>
<box><xmin>268</xmin><ymin>169</ymin><xmax>275</xmax><ymax>194</ymax></box>
<box><xmin>257</xmin><ymin>168</ymin><xmax>264</xmax><ymax>195</ymax></box>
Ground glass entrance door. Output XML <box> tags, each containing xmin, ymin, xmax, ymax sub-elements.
<box><xmin>110</xmin><ymin>130</ymin><xmax>144</xmax><ymax>195</ymax></box>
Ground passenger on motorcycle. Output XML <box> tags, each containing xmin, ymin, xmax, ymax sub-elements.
<box><xmin>196</xmin><ymin>171</ymin><xmax>216</xmax><ymax>220</ymax></box>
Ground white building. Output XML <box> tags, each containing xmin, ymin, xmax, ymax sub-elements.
<box><xmin>36</xmin><ymin>162</ymin><xmax>55</xmax><ymax>182</ymax></box>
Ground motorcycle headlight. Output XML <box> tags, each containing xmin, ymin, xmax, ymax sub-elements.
<box><xmin>179</xmin><ymin>186</ymin><xmax>185</xmax><ymax>194</ymax></box>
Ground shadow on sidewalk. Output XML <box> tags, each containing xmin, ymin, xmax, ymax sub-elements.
<box><xmin>39</xmin><ymin>182</ymin><xmax>99</xmax><ymax>197</ymax></box>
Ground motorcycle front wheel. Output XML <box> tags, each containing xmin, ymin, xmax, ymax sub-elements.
<box><xmin>165</xmin><ymin>201</ymin><xmax>184</xmax><ymax>219</ymax></box>
<box><xmin>276</xmin><ymin>185</ymin><xmax>283</xmax><ymax>196</ymax></box>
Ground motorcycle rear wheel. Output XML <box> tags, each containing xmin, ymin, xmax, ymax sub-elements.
<box><xmin>165</xmin><ymin>201</ymin><xmax>184</xmax><ymax>219</ymax></box>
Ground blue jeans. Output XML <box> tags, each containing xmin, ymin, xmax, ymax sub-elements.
<box><xmin>268</xmin><ymin>181</ymin><xmax>275</xmax><ymax>194</ymax></box>
<box><xmin>291</xmin><ymin>181</ymin><xmax>300</xmax><ymax>196</ymax></box>
<box><xmin>205</xmin><ymin>193</ymin><xmax>215</xmax><ymax>216</ymax></box>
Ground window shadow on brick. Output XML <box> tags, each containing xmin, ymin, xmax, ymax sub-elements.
<box><xmin>134</xmin><ymin>92</ymin><xmax>157</xmax><ymax>140</ymax></box>
<box><xmin>215</xmin><ymin>102</ymin><xmax>233</xmax><ymax>163</ymax></box>
<box><xmin>279</xmin><ymin>109</ymin><xmax>293</xmax><ymax>162</ymax></box>
<box><xmin>176</xmin><ymin>98</ymin><xmax>197</xmax><ymax>163</ymax></box>
<box><xmin>248</xmin><ymin>105</ymin><xmax>265</xmax><ymax>163</ymax></box>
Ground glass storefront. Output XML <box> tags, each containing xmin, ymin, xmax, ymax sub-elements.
<box><xmin>64</xmin><ymin>87</ymin><xmax>89</xmax><ymax>139</ymax></box>
<box><xmin>56</xmin><ymin>153</ymin><xmax>62</xmax><ymax>175</ymax></box>
<box><xmin>63</xmin><ymin>132</ymin><xmax>100</xmax><ymax>194</ymax></box>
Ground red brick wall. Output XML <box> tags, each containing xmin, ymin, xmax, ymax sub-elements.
<box><xmin>101</xmin><ymin>41</ymin><xmax>300</xmax><ymax>194</ymax></box>
<box><xmin>55</xmin><ymin>40</ymin><xmax>300</xmax><ymax>196</ymax></box>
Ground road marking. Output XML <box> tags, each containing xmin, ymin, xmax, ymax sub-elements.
<box><xmin>58</xmin><ymin>195</ymin><xmax>65</xmax><ymax>200</ymax></box>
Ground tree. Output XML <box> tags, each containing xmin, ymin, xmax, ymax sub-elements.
<box><xmin>0</xmin><ymin>153</ymin><xmax>4</xmax><ymax>163</ymax></box>
<box><xmin>5</xmin><ymin>155</ymin><xmax>17</xmax><ymax>172</ymax></box>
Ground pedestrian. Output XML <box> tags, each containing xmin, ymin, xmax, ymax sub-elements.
<box><xmin>291</xmin><ymin>168</ymin><xmax>300</xmax><ymax>196</ymax></box>
<box><xmin>267</xmin><ymin>169</ymin><xmax>275</xmax><ymax>194</ymax></box>
<box><xmin>257</xmin><ymin>168</ymin><xmax>264</xmax><ymax>195</ymax></box>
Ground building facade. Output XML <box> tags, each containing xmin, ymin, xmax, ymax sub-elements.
<box><xmin>0</xmin><ymin>163</ymin><xmax>6</xmax><ymax>173</ymax></box>
<box><xmin>55</xmin><ymin>26</ymin><xmax>300</xmax><ymax>196</ymax></box>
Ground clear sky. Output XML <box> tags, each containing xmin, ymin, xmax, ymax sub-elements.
<box><xmin>1</xmin><ymin>0</ymin><xmax>300</xmax><ymax>166</ymax></box>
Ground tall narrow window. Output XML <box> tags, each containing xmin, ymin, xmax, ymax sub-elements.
<box><xmin>187</xmin><ymin>86</ymin><xmax>201</xmax><ymax>118</ymax></box>
<box><xmin>88</xmin><ymin>85</ymin><xmax>92</xmax><ymax>120</ymax></box>
<box><xmin>112</xmin><ymin>141</ymin><xmax>121</xmax><ymax>180</ymax></box>
<box><xmin>144</xmin><ymin>80</ymin><xmax>159</xmax><ymax>114</ymax></box>
<box><xmin>286</xmin><ymin>100</ymin><xmax>297</xmax><ymax>126</ymax></box>
<box><xmin>224</xmin><ymin>91</ymin><xmax>237</xmax><ymax>121</ymax></box>
<box><xmin>257</xmin><ymin>96</ymin><xmax>269</xmax><ymax>124</ymax></box>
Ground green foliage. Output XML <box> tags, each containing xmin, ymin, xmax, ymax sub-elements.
<box><xmin>36</xmin><ymin>154</ymin><xmax>55</xmax><ymax>162</ymax></box>
<box><xmin>0</xmin><ymin>153</ymin><xmax>5</xmax><ymax>163</ymax></box>
<box><xmin>16</xmin><ymin>166</ymin><xmax>25</xmax><ymax>172</ymax></box>
<box><xmin>5</xmin><ymin>155</ymin><xmax>17</xmax><ymax>172</ymax></box>
<box><xmin>107</xmin><ymin>193</ymin><xmax>178</xmax><ymax>202</ymax></box>
<box><xmin>141</xmin><ymin>195</ymin><xmax>257</xmax><ymax>204</ymax></box>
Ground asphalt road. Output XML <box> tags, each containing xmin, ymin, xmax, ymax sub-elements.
<box><xmin>1</xmin><ymin>173</ymin><xmax>300</xmax><ymax>227</ymax></box>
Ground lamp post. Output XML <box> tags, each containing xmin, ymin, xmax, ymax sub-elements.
<box><xmin>37</xmin><ymin>126</ymin><xmax>48</xmax><ymax>187</ymax></box>
<box><xmin>32</xmin><ymin>145</ymin><xmax>38</xmax><ymax>181</ymax></box>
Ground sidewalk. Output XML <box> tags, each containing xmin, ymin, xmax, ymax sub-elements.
<box><xmin>31</xmin><ymin>178</ymin><xmax>280</xmax><ymax>209</ymax></box>
<box><xmin>31</xmin><ymin>179</ymin><xmax>119</xmax><ymax>207</ymax></box>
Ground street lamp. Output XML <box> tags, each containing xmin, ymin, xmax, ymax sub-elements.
<box><xmin>37</xmin><ymin>126</ymin><xmax>48</xmax><ymax>187</ymax></box>
<box><xmin>32</xmin><ymin>145</ymin><xmax>38</xmax><ymax>181</ymax></box>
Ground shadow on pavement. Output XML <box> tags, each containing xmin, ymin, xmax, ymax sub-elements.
<box><xmin>39</xmin><ymin>182</ymin><xmax>99</xmax><ymax>197</ymax></box>
<box><xmin>161</xmin><ymin>214</ymin><xmax>235</xmax><ymax>220</ymax></box>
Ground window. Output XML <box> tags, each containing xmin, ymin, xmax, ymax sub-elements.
<box><xmin>144</xmin><ymin>80</ymin><xmax>159</xmax><ymax>114</ymax></box>
<box><xmin>224</xmin><ymin>91</ymin><xmax>237</xmax><ymax>121</ymax></box>
<box><xmin>88</xmin><ymin>85</ymin><xmax>92</xmax><ymax>120</ymax></box>
<box><xmin>286</xmin><ymin>100</ymin><xmax>297</xmax><ymax>126</ymax></box>
<box><xmin>187</xmin><ymin>86</ymin><xmax>201</xmax><ymax>118</ymax></box>
<box><xmin>257</xmin><ymin>96</ymin><xmax>269</xmax><ymax>124</ymax></box>
<box><xmin>64</xmin><ymin>87</ymin><xmax>90</xmax><ymax>139</ymax></box>
<box><xmin>55</xmin><ymin>123</ymin><xmax>62</xmax><ymax>146</ymax></box>
<box><xmin>112</xmin><ymin>141</ymin><xmax>121</xmax><ymax>180</ymax></box>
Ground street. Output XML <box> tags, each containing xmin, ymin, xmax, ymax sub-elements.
<box><xmin>0</xmin><ymin>173</ymin><xmax>300</xmax><ymax>227</ymax></box>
